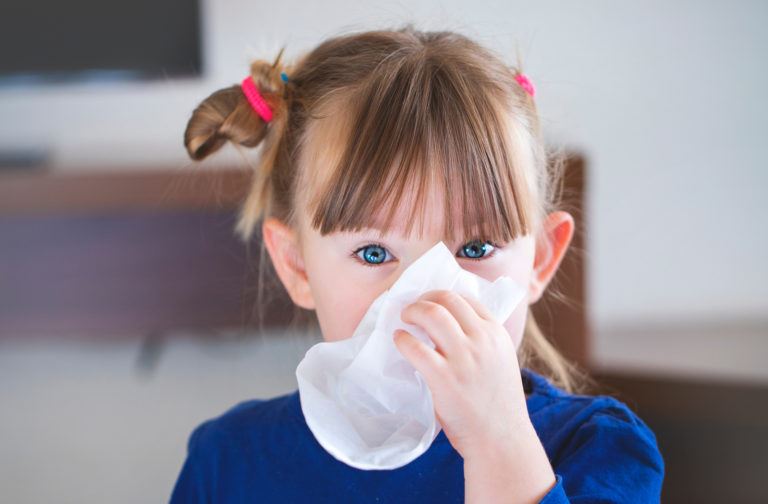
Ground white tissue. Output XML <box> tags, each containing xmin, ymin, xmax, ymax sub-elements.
<box><xmin>295</xmin><ymin>240</ymin><xmax>527</xmax><ymax>470</ymax></box>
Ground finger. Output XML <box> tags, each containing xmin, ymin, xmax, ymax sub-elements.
<box><xmin>453</xmin><ymin>291</ymin><xmax>495</xmax><ymax>322</ymax></box>
<box><xmin>418</xmin><ymin>290</ymin><xmax>489</xmax><ymax>340</ymax></box>
<box><xmin>455</xmin><ymin>292</ymin><xmax>516</xmax><ymax>348</ymax></box>
<box><xmin>400</xmin><ymin>300</ymin><xmax>467</xmax><ymax>358</ymax></box>
<box><xmin>392</xmin><ymin>329</ymin><xmax>446</xmax><ymax>384</ymax></box>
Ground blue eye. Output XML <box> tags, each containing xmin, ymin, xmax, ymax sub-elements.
<box><xmin>352</xmin><ymin>239</ymin><xmax>499</xmax><ymax>268</ymax></box>
<box><xmin>457</xmin><ymin>240</ymin><xmax>497</xmax><ymax>259</ymax></box>
<box><xmin>354</xmin><ymin>243</ymin><xmax>392</xmax><ymax>267</ymax></box>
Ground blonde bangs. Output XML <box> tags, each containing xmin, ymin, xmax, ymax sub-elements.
<box><xmin>302</xmin><ymin>54</ymin><xmax>537</xmax><ymax>245</ymax></box>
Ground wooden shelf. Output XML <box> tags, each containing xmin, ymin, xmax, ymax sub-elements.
<box><xmin>0</xmin><ymin>167</ymin><xmax>301</xmax><ymax>339</ymax></box>
<box><xmin>0</xmin><ymin>167</ymin><xmax>252</xmax><ymax>215</ymax></box>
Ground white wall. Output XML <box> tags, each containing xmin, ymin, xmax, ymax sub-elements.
<box><xmin>0</xmin><ymin>330</ymin><xmax>316</xmax><ymax>504</ymax></box>
<box><xmin>1</xmin><ymin>2</ymin><xmax>766</xmax><ymax>376</ymax></box>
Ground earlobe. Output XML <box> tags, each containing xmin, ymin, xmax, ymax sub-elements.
<box><xmin>528</xmin><ymin>211</ymin><xmax>575</xmax><ymax>304</ymax></box>
<box><xmin>261</xmin><ymin>217</ymin><xmax>316</xmax><ymax>310</ymax></box>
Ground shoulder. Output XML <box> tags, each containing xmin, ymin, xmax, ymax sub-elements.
<box><xmin>171</xmin><ymin>391</ymin><xmax>300</xmax><ymax>503</ymax></box>
<box><xmin>523</xmin><ymin>369</ymin><xmax>665</xmax><ymax>500</ymax></box>
<box><xmin>186</xmin><ymin>389</ymin><xmax>300</xmax><ymax>456</ymax></box>
<box><xmin>524</xmin><ymin>367</ymin><xmax>658</xmax><ymax>440</ymax></box>
<box><xmin>552</xmin><ymin>390</ymin><xmax>664</xmax><ymax>468</ymax></box>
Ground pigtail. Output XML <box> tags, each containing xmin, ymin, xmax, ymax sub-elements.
<box><xmin>183</xmin><ymin>85</ymin><xmax>260</xmax><ymax>159</ymax></box>
<box><xmin>183</xmin><ymin>49</ymin><xmax>289</xmax><ymax>160</ymax></box>
<box><xmin>182</xmin><ymin>47</ymin><xmax>296</xmax><ymax>244</ymax></box>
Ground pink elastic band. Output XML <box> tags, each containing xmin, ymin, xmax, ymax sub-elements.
<box><xmin>515</xmin><ymin>73</ymin><xmax>536</xmax><ymax>98</ymax></box>
<box><xmin>241</xmin><ymin>76</ymin><xmax>273</xmax><ymax>122</ymax></box>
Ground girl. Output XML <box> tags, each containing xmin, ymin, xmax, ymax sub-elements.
<box><xmin>171</xmin><ymin>24</ymin><xmax>664</xmax><ymax>503</ymax></box>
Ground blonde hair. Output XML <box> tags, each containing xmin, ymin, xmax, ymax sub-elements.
<box><xmin>183</xmin><ymin>23</ymin><xmax>591</xmax><ymax>393</ymax></box>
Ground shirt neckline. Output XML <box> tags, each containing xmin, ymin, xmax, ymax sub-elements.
<box><xmin>286</xmin><ymin>367</ymin><xmax>559</xmax><ymax>439</ymax></box>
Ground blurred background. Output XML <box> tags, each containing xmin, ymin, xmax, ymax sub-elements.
<box><xmin>1</xmin><ymin>1</ymin><xmax>766</xmax><ymax>502</ymax></box>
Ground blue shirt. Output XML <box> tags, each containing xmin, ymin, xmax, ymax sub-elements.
<box><xmin>170</xmin><ymin>368</ymin><xmax>664</xmax><ymax>503</ymax></box>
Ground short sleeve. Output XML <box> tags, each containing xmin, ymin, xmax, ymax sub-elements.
<box><xmin>549</xmin><ymin>404</ymin><xmax>665</xmax><ymax>503</ymax></box>
<box><xmin>169</xmin><ymin>421</ymin><xmax>213</xmax><ymax>504</ymax></box>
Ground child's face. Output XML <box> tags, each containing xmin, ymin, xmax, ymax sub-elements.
<box><xmin>298</xmin><ymin>205</ymin><xmax>537</xmax><ymax>349</ymax></box>
<box><xmin>259</xmin><ymin>93</ymin><xmax>576</xmax><ymax>352</ymax></box>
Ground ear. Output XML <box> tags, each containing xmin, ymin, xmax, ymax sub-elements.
<box><xmin>261</xmin><ymin>217</ymin><xmax>316</xmax><ymax>310</ymax></box>
<box><xmin>528</xmin><ymin>211</ymin><xmax>575</xmax><ymax>304</ymax></box>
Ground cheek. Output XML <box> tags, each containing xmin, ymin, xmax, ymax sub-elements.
<box><xmin>306</xmin><ymin>270</ymin><xmax>360</xmax><ymax>342</ymax></box>
<box><xmin>466</xmin><ymin>249</ymin><xmax>534</xmax><ymax>349</ymax></box>
<box><xmin>304</xmin><ymin>259</ymin><xmax>384</xmax><ymax>343</ymax></box>
<box><xmin>501</xmin><ymin>268</ymin><xmax>533</xmax><ymax>350</ymax></box>
<box><xmin>497</xmin><ymin>238</ymin><xmax>536</xmax><ymax>348</ymax></box>
<box><xmin>503</xmin><ymin>291</ymin><xmax>529</xmax><ymax>350</ymax></box>
<box><xmin>299</xmin><ymin>230</ymin><xmax>394</xmax><ymax>342</ymax></box>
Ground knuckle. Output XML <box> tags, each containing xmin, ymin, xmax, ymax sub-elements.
<box><xmin>422</xmin><ymin>300</ymin><xmax>447</xmax><ymax>318</ymax></box>
<box><xmin>437</xmin><ymin>290</ymin><xmax>463</xmax><ymax>306</ymax></box>
<box><xmin>465</xmin><ymin>325</ymin><xmax>484</xmax><ymax>340</ymax></box>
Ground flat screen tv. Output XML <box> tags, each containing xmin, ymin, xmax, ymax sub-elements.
<box><xmin>0</xmin><ymin>0</ymin><xmax>203</xmax><ymax>87</ymax></box>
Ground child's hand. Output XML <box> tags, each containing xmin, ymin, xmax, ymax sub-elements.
<box><xmin>393</xmin><ymin>289</ymin><xmax>532</xmax><ymax>460</ymax></box>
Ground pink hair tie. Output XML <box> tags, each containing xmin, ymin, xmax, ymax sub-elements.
<box><xmin>241</xmin><ymin>76</ymin><xmax>273</xmax><ymax>122</ymax></box>
<box><xmin>515</xmin><ymin>73</ymin><xmax>536</xmax><ymax>98</ymax></box>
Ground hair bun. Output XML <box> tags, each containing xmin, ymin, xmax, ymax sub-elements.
<box><xmin>183</xmin><ymin>48</ymin><xmax>290</xmax><ymax>161</ymax></box>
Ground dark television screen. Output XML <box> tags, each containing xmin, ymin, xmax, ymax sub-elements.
<box><xmin>0</xmin><ymin>0</ymin><xmax>202</xmax><ymax>86</ymax></box>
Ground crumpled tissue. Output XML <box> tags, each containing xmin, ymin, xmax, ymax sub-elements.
<box><xmin>295</xmin><ymin>240</ymin><xmax>527</xmax><ymax>470</ymax></box>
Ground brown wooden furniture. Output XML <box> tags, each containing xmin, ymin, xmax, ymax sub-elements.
<box><xmin>530</xmin><ymin>154</ymin><xmax>590</xmax><ymax>368</ymax></box>
<box><xmin>0</xmin><ymin>168</ymin><xmax>274</xmax><ymax>338</ymax></box>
